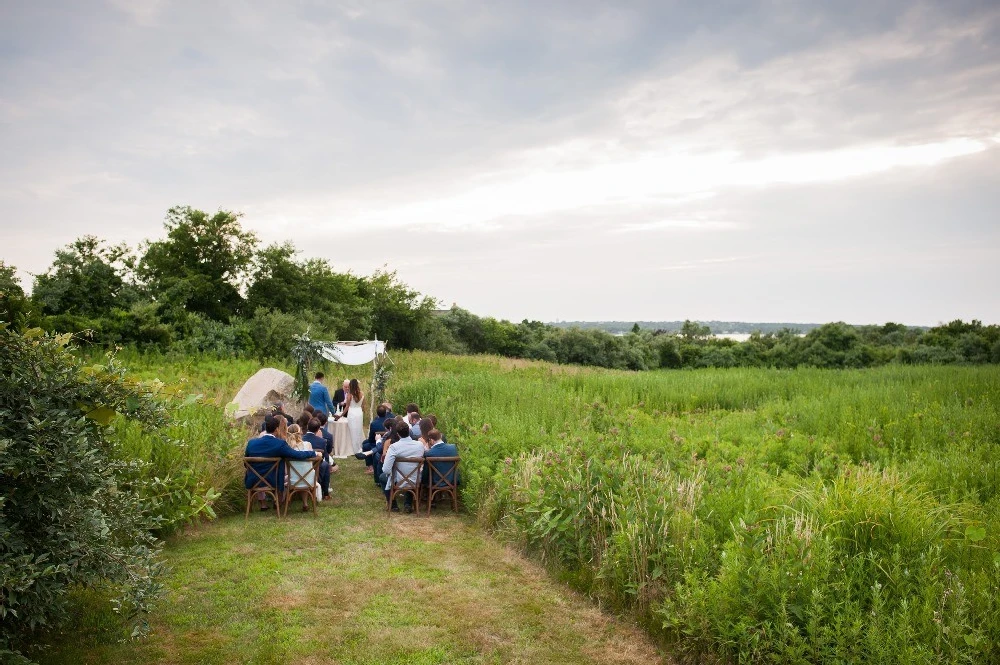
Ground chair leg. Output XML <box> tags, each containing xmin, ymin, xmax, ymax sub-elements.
<box><xmin>245</xmin><ymin>491</ymin><xmax>252</xmax><ymax>519</ymax></box>
<box><xmin>452</xmin><ymin>490</ymin><xmax>458</xmax><ymax>513</ymax></box>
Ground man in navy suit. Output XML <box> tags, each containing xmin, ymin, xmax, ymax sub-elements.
<box><xmin>303</xmin><ymin>418</ymin><xmax>337</xmax><ymax>500</ymax></box>
<box><xmin>245</xmin><ymin>415</ymin><xmax>320</xmax><ymax>510</ymax></box>
<box><xmin>423</xmin><ymin>429</ymin><xmax>459</xmax><ymax>487</ymax></box>
<box><xmin>360</xmin><ymin>404</ymin><xmax>390</xmax><ymax>472</ymax></box>
<box><xmin>332</xmin><ymin>379</ymin><xmax>349</xmax><ymax>413</ymax></box>
<box><xmin>308</xmin><ymin>372</ymin><xmax>336</xmax><ymax>415</ymax></box>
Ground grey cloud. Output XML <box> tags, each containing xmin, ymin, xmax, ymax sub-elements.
<box><xmin>1</xmin><ymin>1</ymin><xmax>997</xmax><ymax>323</ymax></box>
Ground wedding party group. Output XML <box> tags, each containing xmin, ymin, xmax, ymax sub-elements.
<box><xmin>242</xmin><ymin>372</ymin><xmax>459</xmax><ymax>515</ymax></box>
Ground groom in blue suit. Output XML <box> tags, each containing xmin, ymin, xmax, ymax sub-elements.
<box><xmin>308</xmin><ymin>372</ymin><xmax>336</xmax><ymax>415</ymax></box>
<box><xmin>245</xmin><ymin>416</ymin><xmax>320</xmax><ymax>507</ymax></box>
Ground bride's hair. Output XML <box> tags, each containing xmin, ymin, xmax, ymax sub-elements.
<box><xmin>349</xmin><ymin>378</ymin><xmax>362</xmax><ymax>401</ymax></box>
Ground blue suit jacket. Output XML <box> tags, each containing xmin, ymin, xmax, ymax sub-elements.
<box><xmin>424</xmin><ymin>442</ymin><xmax>460</xmax><ymax>487</ymax></box>
<box><xmin>303</xmin><ymin>431</ymin><xmax>332</xmax><ymax>462</ymax></box>
<box><xmin>366</xmin><ymin>415</ymin><xmax>387</xmax><ymax>445</ymax></box>
<box><xmin>308</xmin><ymin>381</ymin><xmax>335</xmax><ymax>415</ymax></box>
<box><xmin>244</xmin><ymin>434</ymin><xmax>317</xmax><ymax>492</ymax></box>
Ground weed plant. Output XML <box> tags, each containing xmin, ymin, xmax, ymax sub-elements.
<box><xmin>392</xmin><ymin>354</ymin><xmax>1000</xmax><ymax>664</ymax></box>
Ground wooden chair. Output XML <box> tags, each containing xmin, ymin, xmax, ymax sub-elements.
<box><xmin>244</xmin><ymin>457</ymin><xmax>283</xmax><ymax>519</ymax></box>
<box><xmin>284</xmin><ymin>456</ymin><xmax>323</xmax><ymax>517</ymax></box>
<box><xmin>387</xmin><ymin>456</ymin><xmax>424</xmax><ymax>514</ymax></box>
<box><xmin>425</xmin><ymin>456</ymin><xmax>460</xmax><ymax>515</ymax></box>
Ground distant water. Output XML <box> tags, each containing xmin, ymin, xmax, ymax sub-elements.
<box><xmin>713</xmin><ymin>333</ymin><xmax>753</xmax><ymax>342</ymax></box>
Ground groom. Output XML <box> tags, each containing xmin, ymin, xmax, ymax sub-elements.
<box><xmin>308</xmin><ymin>372</ymin><xmax>336</xmax><ymax>415</ymax></box>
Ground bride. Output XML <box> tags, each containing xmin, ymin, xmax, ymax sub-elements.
<box><xmin>342</xmin><ymin>378</ymin><xmax>365</xmax><ymax>455</ymax></box>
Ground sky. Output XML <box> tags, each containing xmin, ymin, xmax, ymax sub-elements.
<box><xmin>1</xmin><ymin>1</ymin><xmax>998</xmax><ymax>326</ymax></box>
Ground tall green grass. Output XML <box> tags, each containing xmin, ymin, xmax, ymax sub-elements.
<box><xmin>393</xmin><ymin>355</ymin><xmax>1000</xmax><ymax>663</ymax></box>
<box><xmin>99</xmin><ymin>350</ymin><xmax>1000</xmax><ymax>661</ymax></box>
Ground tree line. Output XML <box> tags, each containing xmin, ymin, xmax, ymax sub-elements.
<box><xmin>1</xmin><ymin>205</ymin><xmax>998</xmax><ymax>370</ymax></box>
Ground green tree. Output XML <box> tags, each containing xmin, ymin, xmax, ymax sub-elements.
<box><xmin>138</xmin><ymin>207</ymin><xmax>258</xmax><ymax>322</ymax></box>
<box><xmin>680</xmin><ymin>320</ymin><xmax>711</xmax><ymax>341</ymax></box>
<box><xmin>0</xmin><ymin>262</ymin><xmax>32</xmax><ymax>329</ymax></box>
<box><xmin>359</xmin><ymin>270</ymin><xmax>437</xmax><ymax>350</ymax></box>
<box><xmin>32</xmin><ymin>236</ymin><xmax>135</xmax><ymax>317</ymax></box>
<box><xmin>1</xmin><ymin>328</ymin><xmax>167</xmax><ymax>661</ymax></box>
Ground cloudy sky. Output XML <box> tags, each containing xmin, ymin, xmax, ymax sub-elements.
<box><xmin>1</xmin><ymin>1</ymin><xmax>998</xmax><ymax>325</ymax></box>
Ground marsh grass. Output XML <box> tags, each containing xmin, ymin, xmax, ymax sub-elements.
<box><xmin>52</xmin><ymin>350</ymin><xmax>1000</xmax><ymax>663</ymax></box>
<box><xmin>393</xmin><ymin>354</ymin><xmax>1000</xmax><ymax>663</ymax></box>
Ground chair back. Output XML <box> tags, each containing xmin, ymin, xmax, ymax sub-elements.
<box><xmin>425</xmin><ymin>456</ymin><xmax>460</xmax><ymax>489</ymax></box>
<box><xmin>287</xmin><ymin>457</ymin><xmax>320</xmax><ymax>490</ymax></box>
<box><xmin>284</xmin><ymin>456</ymin><xmax>323</xmax><ymax>517</ymax></box>
<box><xmin>424</xmin><ymin>456</ymin><xmax>460</xmax><ymax>515</ymax></box>
<box><xmin>243</xmin><ymin>456</ymin><xmax>283</xmax><ymax>519</ymax></box>
<box><xmin>244</xmin><ymin>457</ymin><xmax>282</xmax><ymax>491</ymax></box>
<box><xmin>392</xmin><ymin>456</ymin><xmax>424</xmax><ymax>489</ymax></box>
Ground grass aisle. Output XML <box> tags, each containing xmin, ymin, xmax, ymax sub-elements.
<box><xmin>40</xmin><ymin>460</ymin><xmax>666</xmax><ymax>665</ymax></box>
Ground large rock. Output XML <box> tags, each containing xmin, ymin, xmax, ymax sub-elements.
<box><xmin>229</xmin><ymin>368</ymin><xmax>296</xmax><ymax>420</ymax></box>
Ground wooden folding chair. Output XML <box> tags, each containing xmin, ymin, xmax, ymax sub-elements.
<box><xmin>388</xmin><ymin>456</ymin><xmax>424</xmax><ymax>514</ymax></box>
<box><xmin>244</xmin><ymin>457</ymin><xmax>283</xmax><ymax>519</ymax></box>
<box><xmin>284</xmin><ymin>456</ymin><xmax>323</xmax><ymax>517</ymax></box>
<box><xmin>425</xmin><ymin>456</ymin><xmax>460</xmax><ymax>515</ymax></box>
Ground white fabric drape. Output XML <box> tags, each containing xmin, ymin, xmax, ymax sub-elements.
<box><xmin>318</xmin><ymin>341</ymin><xmax>387</xmax><ymax>366</ymax></box>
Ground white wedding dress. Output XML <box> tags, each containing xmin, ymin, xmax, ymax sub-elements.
<box><xmin>346</xmin><ymin>396</ymin><xmax>364</xmax><ymax>454</ymax></box>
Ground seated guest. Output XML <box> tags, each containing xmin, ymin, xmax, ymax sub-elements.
<box><xmin>380</xmin><ymin>420</ymin><xmax>423</xmax><ymax>512</ymax></box>
<box><xmin>423</xmin><ymin>429</ymin><xmax>459</xmax><ymax>487</ymax></box>
<box><xmin>295</xmin><ymin>410</ymin><xmax>312</xmax><ymax>431</ymax></box>
<box><xmin>285</xmin><ymin>424</ymin><xmax>315</xmax><ymax>511</ymax></box>
<box><xmin>245</xmin><ymin>415</ymin><xmax>320</xmax><ymax>511</ymax></box>
<box><xmin>426</xmin><ymin>414</ymin><xmax>447</xmax><ymax>442</ymax></box>
<box><xmin>260</xmin><ymin>405</ymin><xmax>294</xmax><ymax>433</ymax></box>
<box><xmin>314</xmin><ymin>409</ymin><xmax>335</xmax><ymax>449</ymax></box>
<box><xmin>308</xmin><ymin>372</ymin><xmax>336</xmax><ymax>415</ymax></box>
<box><xmin>303</xmin><ymin>418</ymin><xmax>337</xmax><ymax>500</ymax></box>
<box><xmin>416</xmin><ymin>417</ymin><xmax>434</xmax><ymax>450</ymax></box>
<box><xmin>372</xmin><ymin>418</ymin><xmax>396</xmax><ymax>485</ymax></box>
<box><xmin>303</xmin><ymin>404</ymin><xmax>315</xmax><ymax>415</ymax></box>
<box><xmin>274</xmin><ymin>402</ymin><xmax>294</xmax><ymax>425</ymax></box>
<box><xmin>365</xmin><ymin>404</ymin><xmax>389</xmax><ymax>448</ymax></box>
<box><xmin>381</xmin><ymin>402</ymin><xmax>396</xmax><ymax>419</ymax></box>
<box><xmin>404</xmin><ymin>410</ymin><xmax>422</xmax><ymax>438</ymax></box>
<box><xmin>360</xmin><ymin>404</ymin><xmax>389</xmax><ymax>474</ymax></box>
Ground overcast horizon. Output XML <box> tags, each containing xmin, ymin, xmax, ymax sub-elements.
<box><xmin>1</xmin><ymin>1</ymin><xmax>998</xmax><ymax>327</ymax></box>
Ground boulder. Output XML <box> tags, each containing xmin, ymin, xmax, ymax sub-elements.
<box><xmin>229</xmin><ymin>368</ymin><xmax>296</xmax><ymax>420</ymax></box>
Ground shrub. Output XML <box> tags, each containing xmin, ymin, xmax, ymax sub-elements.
<box><xmin>0</xmin><ymin>327</ymin><xmax>167</xmax><ymax>661</ymax></box>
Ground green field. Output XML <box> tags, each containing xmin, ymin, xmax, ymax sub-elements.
<box><xmin>39</xmin><ymin>351</ymin><xmax>1000</xmax><ymax>663</ymax></box>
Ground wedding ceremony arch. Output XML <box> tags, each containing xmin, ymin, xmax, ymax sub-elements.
<box><xmin>292</xmin><ymin>335</ymin><xmax>391</xmax><ymax>419</ymax></box>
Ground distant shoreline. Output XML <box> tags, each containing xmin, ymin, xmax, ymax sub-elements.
<box><xmin>547</xmin><ymin>321</ymin><xmax>932</xmax><ymax>335</ymax></box>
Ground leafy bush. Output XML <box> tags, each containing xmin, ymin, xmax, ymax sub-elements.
<box><xmin>0</xmin><ymin>327</ymin><xmax>167</xmax><ymax>661</ymax></box>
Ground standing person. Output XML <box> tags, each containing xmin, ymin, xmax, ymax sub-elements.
<box><xmin>308</xmin><ymin>372</ymin><xmax>336</xmax><ymax>415</ymax></box>
<box><xmin>343</xmin><ymin>378</ymin><xmax>365</xmax><ymax>455</ymax></box>
<box><xmin>332</xmin><ymin>379</ymin><xmax>349</xmax><ymax>414</ymax></box>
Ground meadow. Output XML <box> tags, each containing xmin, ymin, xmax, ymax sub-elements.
<box><xmin>52</xmin><ymin>350</ymin><xmax>1000</xmax><ymax>663</ymax></box>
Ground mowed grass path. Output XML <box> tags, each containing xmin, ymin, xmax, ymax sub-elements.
<box><xmin>39</xmin><ymin>461</ymin><xmax>666</xmax><ymax>665</ymax></box>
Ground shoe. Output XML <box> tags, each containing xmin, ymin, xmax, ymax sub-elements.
<box><xmin>364</xmin><ymin>467</ymin><xmax>374</xmax><ymax>474</ymax></box>
<box><xmin>403</xmin><ymin>504</ymin><xmax>413</xmax><ymax>514</ymax></box>
<box><xmin>322</xmin><ymin>495</ymin><xmax>332</xmax><ymax>501</ymax></box>
<box><xmin>259</xmin><ymin>505</ymin><xmax>271</xmax><ymax>512</ymax></box>
<box><xmin>354</xmin><ymin>452</ymin><xmax>367</xmax><ymax>460</ymax></box>
<box><xmin>390</xmin><ymin>505</ymin><xmax>400</xmax><ymax>512</ymax></box>
<box><xmin>302</xmin><ymin>505</ymin><xmax>310</xmax><ymax>512</ymax></box>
